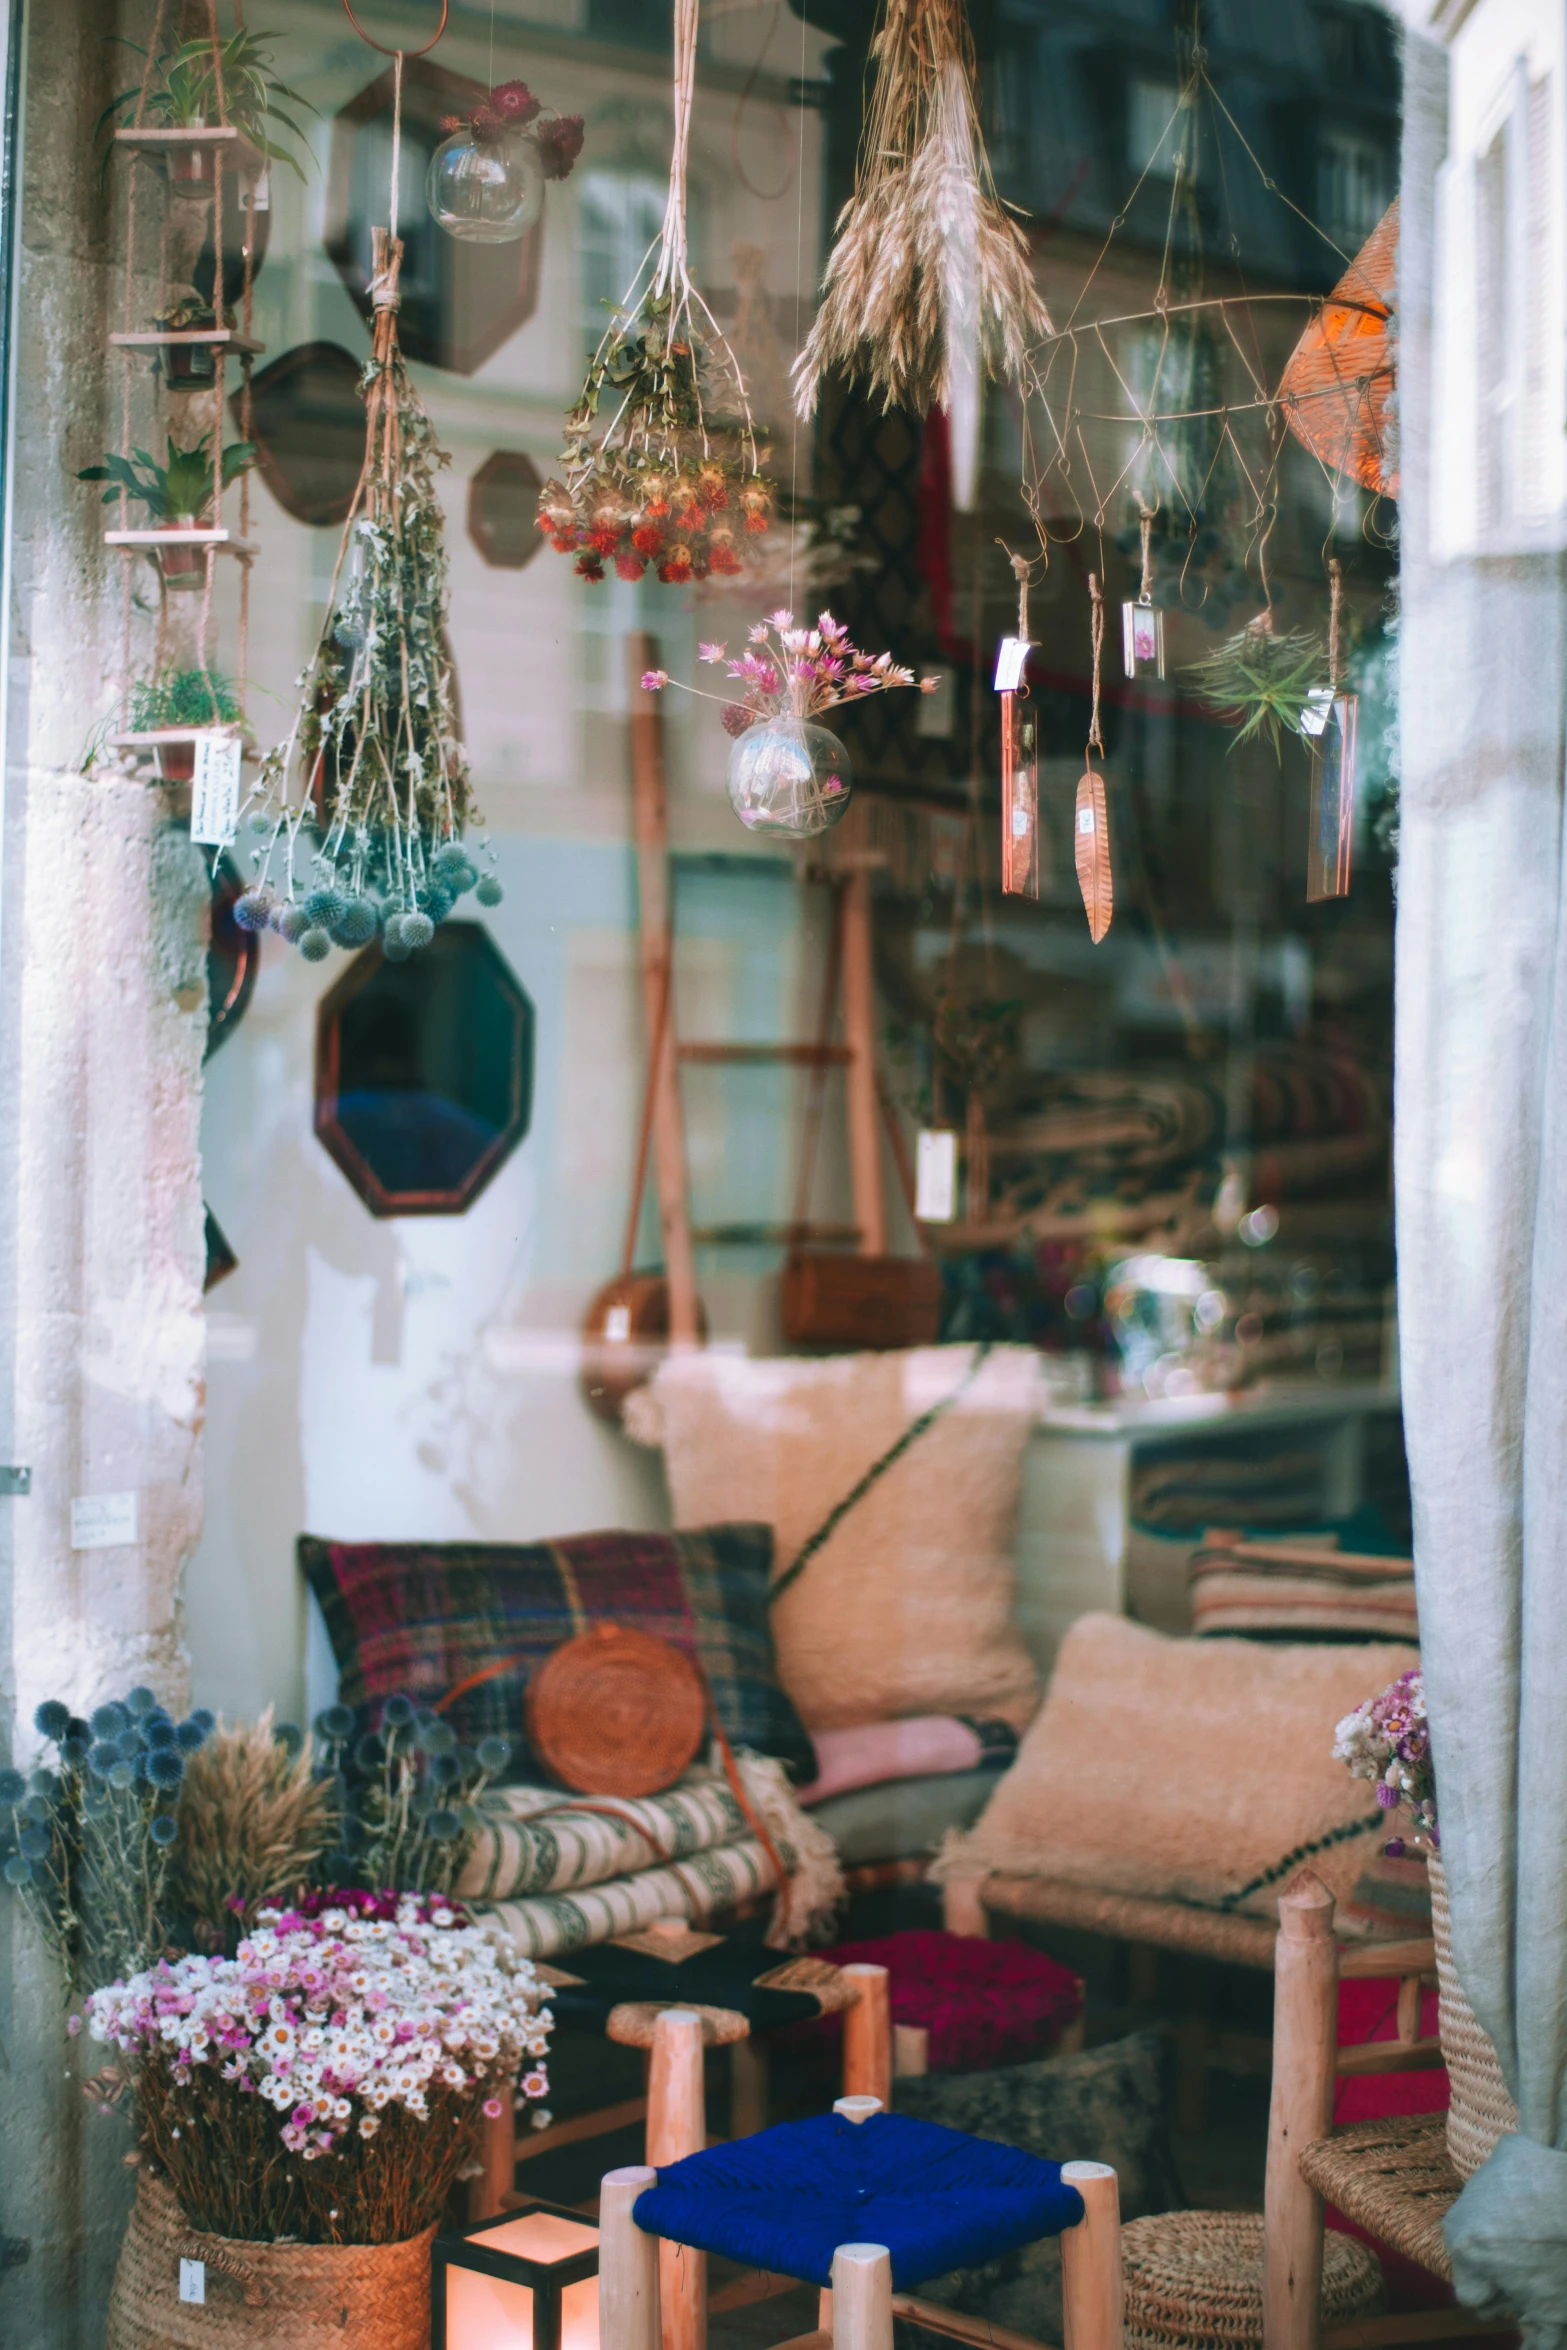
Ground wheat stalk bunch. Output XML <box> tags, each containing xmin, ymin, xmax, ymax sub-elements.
<box><xmin>171</xmin><ymin>1710</ymin><xmax>336</xmax><ymax>1944</ymax></box>
<box><xmin>793</xmin><ymin>0</ymin><xmax>1052</xmax><ymax>422</ymax></box>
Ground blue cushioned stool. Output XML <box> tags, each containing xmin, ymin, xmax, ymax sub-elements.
<box><xmin>599</xmin><ymin>2092</ymin><xmax>1123</xmax><ymax>2350</ymax></box>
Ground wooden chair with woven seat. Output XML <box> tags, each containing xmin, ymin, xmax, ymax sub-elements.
<box><xmin>1262</xmin><ymin>1870</ymin><xmax>1508</xmax><ymax>2350</ymax></box>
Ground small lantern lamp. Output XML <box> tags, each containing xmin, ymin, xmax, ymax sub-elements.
<box><xmin>434</xmin><ymin>2199</ymin><xmax>600</xmax><ymax>2350</ymax></box>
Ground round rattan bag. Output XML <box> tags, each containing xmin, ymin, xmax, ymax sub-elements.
<box><xmin>525</xmin><ymin>1623</ymin><xmax>707</xmax><ymax>1796</ymax></box>
<box><xmin>1427</xmin><ymin>1853</ymin><xmax>1519</xmax><ymax>2178</ymax></box>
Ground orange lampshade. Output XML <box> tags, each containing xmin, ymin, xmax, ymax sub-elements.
<box><xmin>435</xmin><ymin>2203</ymin><xmax>600</xmax><ymax>2350</ymax></box>
<box><xmin>1279</xmin><ymin>202</ymin><xmax>1399</xmax><ymax>498</ymax></box>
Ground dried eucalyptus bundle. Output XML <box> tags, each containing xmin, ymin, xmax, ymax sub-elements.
<box><xmin>238</xmin><ymin>230</ymin><xmax>497</xmax><ymax>961</ymax></box>
<box><xmin>792</xmin><ymin>0</ymin><xmax>1052</xmax><ymax>481</ymax></box>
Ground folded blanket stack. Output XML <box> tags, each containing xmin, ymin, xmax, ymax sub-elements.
<box><xmin>458</xmin><ymin>1751</ymin><xmax>844</xmax><ymax>1959</ymax></box>
<box><xmin>1188</xmin><ymin>1533</ymin><xmax>1417</xmax><ymax>1641</ymax></box>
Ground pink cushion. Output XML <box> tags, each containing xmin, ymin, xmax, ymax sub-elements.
<box><xmin>795</xmin><ymin>1718</ymin><xmax>985</xmax><ymax>1805</ymax></box>
<box><xmin>813</xmin><ymin>1928</ymin><xmax>1083</xmax><ymax>2072</ymax></box>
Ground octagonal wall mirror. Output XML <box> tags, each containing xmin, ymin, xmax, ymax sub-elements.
<box><xmin>237</xmin><ymin>342</ymin><xmax>366</xmax><ymax>526</ymax></box>
<box><xmin>315</xmin><ymin>923</ymin><xmax>534</xmax><ymax>1216</ymax></box>
<box><xmin>469</xmin><ymin>449</ymin><xmax>546</xmax><ymax>569</ymax></box>
<box><xmin>325</xmin><ymin>57</ymin><xmax>543</xmax><ymax>376</ymax></box>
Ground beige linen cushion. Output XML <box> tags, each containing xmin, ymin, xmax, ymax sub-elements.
<box><xmin>627</xmin><ymin>1344</ymin><xmax>1042</xmax><ymax>1733</ymax></box>
<box><xmin>942</xmin><ymin>1611</ymin><xmax>1417</xmax><ymax>1920</ymax></box>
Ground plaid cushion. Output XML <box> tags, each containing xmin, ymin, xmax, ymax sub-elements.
<box><xmin>299</xmin><ymin>1524</ymin><xmax>816</xmax><ymax>1784</ymax></box>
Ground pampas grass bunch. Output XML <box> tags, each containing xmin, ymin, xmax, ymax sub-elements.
<box><xmin>171</xmin><ymin>1710</ymin><xmax>336</xmax><ymax>1944</ymax></box>
<box><xmin>793</xmin><ymin>0</ymin><xmax>1051</xmax><ymax>453</ymax></box>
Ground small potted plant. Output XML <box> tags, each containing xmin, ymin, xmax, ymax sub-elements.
<box><xmin>98</xmin><ymin>24</ymin><xmax>314</xmax><ymax>187</ymax></box>
<box><xmin>120</xmin><ymin>665</ymin><xmax>246</xmax><ymax>781</ymax></box>
<box><xmin>79</xmin><ymin>431</ymin><xmax>255</xmax><ymax>585</ymax></box>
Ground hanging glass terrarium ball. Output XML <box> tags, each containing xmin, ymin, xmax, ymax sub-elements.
<box><xmin>726</xmin><ymin>716</ymin><xmax>853</xmax><ymax>839</ymax></box>
<box><xmin>426</xmin><ymin>128</ymin><xmax>544</xmax><ymax>243</ymax></box>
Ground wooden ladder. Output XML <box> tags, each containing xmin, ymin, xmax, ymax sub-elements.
<box><xmin>626</xmin><ymin>630</ymin><xmax>892</xmax><ymax>1329</ymax></box>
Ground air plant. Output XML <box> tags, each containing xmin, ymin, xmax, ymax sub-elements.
<box><xmin>98</xmin><ymin>25</ymin><xmax>316</xmax><ymax>181</ymax></box>
<box><xmin>237</xmin><ymin>233</ymin><xmax>498</xmax><ymax>963</ymax></box>
<box><xmin>1185</xmin><ymin>619</ymin><xmax>1328</xmax><ymax>760</ymax></box>
<box><xmin>791</xmin><ymin>0</ymin><xmax>1052</xmax><ymax>504</ymax></box>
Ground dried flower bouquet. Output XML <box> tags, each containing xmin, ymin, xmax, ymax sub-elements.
<box><xmin>1334</xmin><ymin>1665</ymin><xmax>1437</xmax><ymax>1852</ymax></box>
<box><xmin>86</xmin><ymin>1888</ymin><xmax>551</xmax><ymax>2244</ymax></box>
<box><xmin>641</xmin><ymin>608</ymin><xmax>938</xmax><ymax>734</ymax></box>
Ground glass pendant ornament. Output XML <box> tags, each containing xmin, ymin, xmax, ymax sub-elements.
<box><xmin>1122</xmin><ymin>596</ymin><xmax>1166</xmax><ymax>679</ymax></box>
<box><xmin>726</xmin><ymin>715</ymin><xmax>853</xmax><ymax>839</ymax></box>
<box><xmin>995</xmin><ymin>635</ymin><xmax>1039</xmax><ymax>899</ymax></box>
<box><xmin>1302</xmin><ymin>686</ymin><xmax>1358</xmax><ymax>901</ymax></box>
<box><xmin>426</xmin><ymin>127</ymin><xmax>544</xmax><ymax>244</ymax></box>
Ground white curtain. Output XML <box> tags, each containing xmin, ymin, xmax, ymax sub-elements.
<box><xmin>1398</xmin><ymin>25</ymin><xmax>1567</xmax><ymax>2341</ymax></box>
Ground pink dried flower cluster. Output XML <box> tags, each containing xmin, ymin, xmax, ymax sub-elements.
<box><xmin>86</xmin><ymin>1894</ymin><xmax>551</xmax><ymax>2163</ymax></box>
<box><xmin>643</xmin><ymin>609</ymin><xmax>938</xmax><ymax>734</ymax></box>
<box><xmin>1333</xmin><ymin>1666</ymin><xmax>1437</xmax><ymax>1851</ymax></box>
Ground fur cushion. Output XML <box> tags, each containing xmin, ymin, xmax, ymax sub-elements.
<box><xmin>894</xmin><ymin>2032</ymin><xmax>1182</xmax><ymax>2341</ymax></box>
<box><xmin>942</xmin><ymin>1612</ymin><xmax>1417</xmax><ymax>1922</ymax></box>
<box><xmin>626</xmin><ymin>1345</ymin><xmax>1042</xmax><ymax>1732</ymax></box>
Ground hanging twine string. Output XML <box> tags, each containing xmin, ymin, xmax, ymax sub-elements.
<box><xmin>653</xmin><ymin>0</ymin><xmax>699</xmax><ymax>303</ymax></box>
<box><xmin>1087</xmin><ymin>572</ymin><xmax>1105</xmax><ymax>756</ymax></box>
<box><xmin>117</xmin><ymin>0</ymin><xmax>174</xmax><ymax>702</ymax></box>
<box><xmin>198</xmin><ymin>0</ymin><xmax>232</xmax><ymax>693</ymax></box>
<box><xmin>389</xmin><ymin>48</ymin><xmax>402</xmax><ymax>243</ymax></box>
<box><xmin>1004</xmin><ymin>545</ymin><xmax>1031</xmax><ymax>642</ymax></box>
<box><xmin>1328</xmin><ymin>555</ymin><xmax>1343</xmax><ymax>694</ymax></box>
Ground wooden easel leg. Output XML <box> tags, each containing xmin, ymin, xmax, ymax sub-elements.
<box><xmin>841</xmin><ymin>1963</ymin><xmax>892</xmax><ymax>2107</ymax></box>
<box><xmin>729</xmin><ymin>2033</ymin><xmax>769</xmax><ymax>2137</ymax></box>
<box><xmin>468</xmin><ymin>2074</ymin><xmax>516</xmax><ymax>2220</ymax></box>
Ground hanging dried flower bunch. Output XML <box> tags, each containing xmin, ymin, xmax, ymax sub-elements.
<box><xmin>792</xmin><ymin>0</ymin><xmax>1052</xmax><ymax>461</ymax></box>
<box><xmin>640</xmin><ymin>610</ymin><xmax>938</xmax><ymax>733</ymax></box>
<box><xmin>237</xmin><ymin>229</ymin><xmax>497</xmax><ymax>962</ymax></box>
<box><xmin>437</xmin><ymin>76</ymin><xmax>584</xmax><ymax>178</ymax></box>
<box><xmin>536</xmin><ymin>0</ymin><xmax>770</xmax><ymax>582</ymax></box>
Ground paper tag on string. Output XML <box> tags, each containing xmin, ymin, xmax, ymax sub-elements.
<box><xmin>190</xmin><ymin>735</ymin><xmax>242</xmax><ymax>847</ymax></box>
<box><xmin>178</xmin><ymin>2259</ymin><xmax>206</xmax><ymax>2306</ymax></box>
<box><xmin>993</xmin><ymin>637</ymin><xmax>1031</xmax><ymax>693</ymax></box>
<box><xmin>915</xmin><ymin>1130</ymin><xmax>958</xmax><ymax>1223</ymax></box>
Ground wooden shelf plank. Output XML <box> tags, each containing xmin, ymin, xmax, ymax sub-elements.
<box><xmin>103</xmin><ymin>529</ymin><xmax>256</xmax><ymax>552</ymax></box>
<box><xmin>113</xmin><ymin>124</ymin><xmax>264</xmax><ymax>173</ymax></box>
<box><xmin>110</xmin><ymin>329</ymin><xmax>265</xmax><ymax>354</ymax></box>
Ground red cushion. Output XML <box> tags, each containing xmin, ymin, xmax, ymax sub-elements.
<box><xmin>811</xmin><ymin>1929</ymin><xmax>1083</xmax><ymax>2072</ymax></box>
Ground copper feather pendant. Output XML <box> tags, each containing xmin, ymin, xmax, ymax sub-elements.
<box><xmin>1074</xmin><ymin>767</ymin><xmax>1112</xmax><ymax>943</ymax></box>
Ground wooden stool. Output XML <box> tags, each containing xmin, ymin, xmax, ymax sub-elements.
<box><xmin>600</xmin><ymin>2094</ymin><xmax>1123</xmax><ymax>2350</ymax></box>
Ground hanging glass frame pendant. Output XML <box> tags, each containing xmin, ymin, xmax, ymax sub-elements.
<box><xmin>995</xmin><ymin>635</ymin><xmax>1039</xmax><ymax>900</ymax></box>
<box><xmin>1302</xmin><ymin>687</ymin><xmax>1358</xmax><ymax>901</ymax></box>
<box><xmin>1122</xmin><ymin>596</ymin><xmax>1166</xmax><ymax>680</ymax></box>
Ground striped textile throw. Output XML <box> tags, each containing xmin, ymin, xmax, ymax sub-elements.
<box><xmin>1189</xmin><ymin>1532</ymin><xmax>1417</xmax><ymax>1641</ymax></box>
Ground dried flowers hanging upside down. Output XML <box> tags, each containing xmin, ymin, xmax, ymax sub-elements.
<box><xmin>792</xmin><ymin>0</ymin><xmax>1052</xmax><ymax>505</ymax></box>
<box><xmin>236</xmin><ymin>231</ymin><xmax>499</xmax><ymax>962</ymax></box>
<box><xmin>536</xmin><ymin>0</ymin><xmax>770</xmax><ymax>581</ymax></box>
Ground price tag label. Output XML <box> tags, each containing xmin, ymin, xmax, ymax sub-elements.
<box><xmin>70</xmin><ymin>1492</ymin><xmax>138</xmax><ymax>1551</ymax></box>
<box><xmin>178</xmin><ymin>2258</ymin><xmax>206</xmax><ymax>2306</ymax></box>
<box><xmin>190</xmin><ymin>734</ymin><xmax>242</xmax><ymax>847</ymax></box>
<box><xmin>915</xmin><ymin>1129</ymin><xmax>958</xmax><ymax>1224</ymax></box>
<box><xmin>1077</xmin><ymin>803</ymin><xmax>1096</xmax><ymax>835</ymax></box>
<box><xmin>993</xmin><ymin>636</ymin><xmax>1031</xmax><ymax>693</ymax></box>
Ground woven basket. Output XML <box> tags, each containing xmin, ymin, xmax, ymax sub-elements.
<box><xmin>106</xmin><ymin>2173</ymin><xmax>433</xmax><ymax>2350</ymax></box>
<box><xmin>1122</xmin><ymin>2211</ymin><xmax>1383</xmax><ymax>2350</ymax></box>
<box><xmin>525</xmin><ymin>1622</ymin><xmax>707</xmax><ymax>1796</ymax></box>
<box><xmin>1427</xmin><ymin>1853</ymin><xmax>1519</xmax><ymax>2179</ymax></box>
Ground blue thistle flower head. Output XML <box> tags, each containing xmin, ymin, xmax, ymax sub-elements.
<box><xmin>400</xmin><ymin>911</ymin><xmax>435</xmax><ymax>952</ymax></box>
<box><xmin>86</xmin><ymin>1742</ymin><xmax>118</xmax><ymax>1780</ymax></box>
<box><xmin>475</xmin><ymin>874</ymin><xmax>504</xmax><ymax>907</ymax></box>
<box><xmin>126</xmin><ymin>1687</ymin><xmax>157</xmax><ymax>1717</ymax></box>
<box><xmin>18</xmin><ymin>1825</ymin><xmax>50</xmax><ymax>1861</ymax></box>
<box><xmin>302</xmin><ymin>886</ymin><xmax>348</xmax><ymax>928</ymax></box>
<box><xmin>28</xmin><ymin>1770</ymin><xmax>59</xmax><ymax>1802</ymax></box>
<box><xmin>107</xmin><ymin>1759</ymin><xmax>137</xmax><ymax>1792</ymax></box>
<box><xmin>33</xmin><ymin>1700</ymin><xmax>71</xmax><ymax>1742</ymax></box>
<box><xmin>381</xmin><ymin>1694</ymin><xmax>417</xmax><ymax>1729</ymax></box>
<box><xmin>475</xmin><ymin>1735</ymin><xmax>511</xmax><ymax>1775</ymax></box>
<box><xmin>315</xmin><ymin>1704</ymin><xmax>355</xmax><ymax>1744</ymax></box>
<box><xmin>60</xmin><ymin>1737</ymin><xmax>91</xmax><ymax>1770</ymax></box>
<box><xmin>424</xmin><ymin>1807</ymin><xmax>462</xmax><ymax>1844</ymax></box>
<box><xmin>233</xmin><ymin>890</ymin><xmax>273</xmax><ymax>932</ymax></box>
<box><xmin>144</xmin><ymin>1747</ymin><xmax>184</xmax><ymax>1792</ymax></box>
<box><xmin>418</xmin><ymin>1717</ymin><xmax>457</xmax><ymax>1758</ymax></box>
<box><xmin>115</xmin><ymin>1727</ymin><xmax>144</xmax><ymax>1760</ymax></box>
<box><xmin>3</xmin><ymin>1853</ymin><xmax>33</xmax><ymax>1886</ymax></box>
<box><xmin>188</xmin><ymin>1708</ymin><xmax>215</xmax><ymax>1734</ymax></box>
<box><xmin>298</xmin><ymin>927</ymin><xmax>333</xmax><ymax>963</ymax></box>
<box><xmin>145</xmin><ymin>1718</ymin><xmax>177</xmax><ymax>1749</ymax></box>
<box><xmin>427</xmin><ymin>1751</ymin><xmax>462</xmax><ymax>1788</ymax></box>
<box><xmin>148</xmin><ymin>1813</ymin><xmax>179</xmax><ymax>1848</ymax></box>
<box><xmin>432</xmin><ymin>839</ymin><xmax>469</xmax><ymax>875</ymax></box>
<box><xmin>24</xmin><ymin>1792</ymin><xmax>53</xmax><ymax>1822</ymax></box>
<box><xmin>450</xmin><ymin>862</ymin><xmax>479</xmax><ymax>896</ymax></box>
<box><xmin>353</xmin><ymin>1733</ymin><xmax>384</xmax><ymax>1772</ymax></box>
<box><xmin>173</xmin><ymin>1718</ymin><xmax>206</xmax><ymax>1753</ymax></box>
<box><xmin>381</xmin><ymin>919</ymin><xmax>412</xmax><ymax>963</ymax></box>
<box><xmin>274</xmin><ymin>902</ymin><xmax>308</xmax><ymax>945</ymax></box>
<box><xmin>330</xmin><ymin>897</ymin><xmax>379</xmax><ymax>948</ymax></box>
<box><xmin>0</xmin><ymin>1768</ymin><xmax>26</xmax><ymax>1806</ymax></box>
<box><xmin>90</xmin><ymin>1702</ymin><xmax>129</xmax><ymax>1741</ymax></box>
<box><xmin>273</xmin><ymin>1721</ymin><xmax>303</xmax><ymax>1759</ymax></box>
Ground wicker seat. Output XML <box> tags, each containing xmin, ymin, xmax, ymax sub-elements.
<box><xmin>1125</xmin><ymin>2210</ymin><xmax>1383</xmax><ymax>2350</ymax></box>
<box><xmin>1296</xmin><ymin>2112</ymin><xmax>1458</xmax><ymax>2280</ymax></box>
